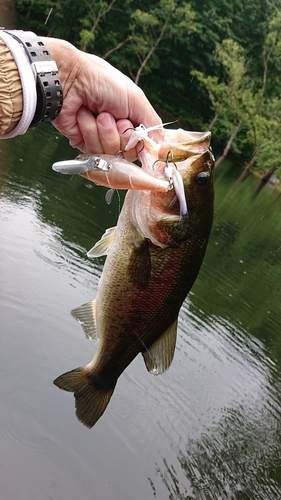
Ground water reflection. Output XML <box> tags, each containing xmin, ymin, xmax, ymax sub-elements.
<box><xmin>149</xmin><ymin>310</ymin><xmax>281</xmax><ymax>499</ymax></box>
<box><xmin>1</xmin><ymin>126</ymin><xmax>281</xmax><ymax>499</ymax></box>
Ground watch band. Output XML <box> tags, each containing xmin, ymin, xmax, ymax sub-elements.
<box><xmin>3</xmin><ymin>30</ymin><xmax>63</xmax><ymax>127</ymax></box>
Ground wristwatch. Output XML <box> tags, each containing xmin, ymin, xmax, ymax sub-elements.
<box><xmin>3</xmin><ymin>30</ymin><xmax>63</xmax><ymax>127</ymax></box>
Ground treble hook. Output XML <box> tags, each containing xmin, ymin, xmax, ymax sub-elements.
<box><xmin>153</xmin><ymin>150</ymin><xmax>188</xmax><ymax>217</ymax></box>
<box><xmin>152</xmin><ymin>151</ymin><xmax>174</xmax><ymax>188</ymax></box>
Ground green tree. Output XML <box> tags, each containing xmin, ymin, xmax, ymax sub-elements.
<box><xmin>239</xmin><ymin>12</ymin><xmax>281</xmax><ymax>180</ymax></box>
<box><xmin>78</xmin><ymin>0</ymin><xmax>117</xmax><ymax>52</ymax></box>
<box><xmin>241</xmin><ymin>103</ymin><xmax>281</xmax><ymax>182</ymax></box>
<box><xmin>15</xmin><ymin>0</ymin><xmax>281</xmax><ymax>166</ymax></box>
<box><xmin>191</xmin><ymin>7</ymin><xmax>281</xmax><ymax>170</ymax></box>
<box><xmin>191</xmin><ymin>39</ymin><xmax>256</xmax><ymax>166</ymax></box>
<box><xmin>128</xmin><ymin>0</ymin><xmax>195</xmax><ymax>85</ymax></box>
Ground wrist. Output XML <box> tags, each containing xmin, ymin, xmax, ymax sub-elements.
<box><xmin>0</xmin><ymin>29</ymin><xmax>36</xmax><ymax>138</ymax></box>
<box><xmin>0</xmin><ymin>30</ymin><xmax>63</xmax><ymax>137</ymax></box>
<box><xmin>0</xmin><ymin>38</ymin><xmax>23</xmax><ymax>136</ymax></box>
<box><xmin>41</xmin><ymin>38</ymin><xmax>81</xmax><ymax>99</ymax></box>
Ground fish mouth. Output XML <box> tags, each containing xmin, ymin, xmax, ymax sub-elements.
<box><xmin>164</xmin><ymin>129</ymin><xmax>211</xmax><ymax>144</ymax></box>
<box><xmin>180</xmin><ymin>130</ymin><xmax>211</xmax><ymax>145</ymax></box>
<box><xmin>156</xmin><ymin>129</ymin><xmax>212</xmax><ymax>164</ymax></box>
<box><xmin>184</xmin><ymin>130</ymin><xmax>212</xmax><ymax>153</ymax></box>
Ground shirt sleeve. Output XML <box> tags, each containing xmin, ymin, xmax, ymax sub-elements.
<box><xmin>0</xmin><ymin>38</ymin><xmax>23</xmax><ymax>135</ymax></box>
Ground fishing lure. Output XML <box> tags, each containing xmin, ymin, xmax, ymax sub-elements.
<box><xmin>123</xmin><ymin>122</ymin><xmax>177</xmax><ymax>152</ymax></box>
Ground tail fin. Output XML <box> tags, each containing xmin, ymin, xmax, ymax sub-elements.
<box><xmin>53</xmin><ymin>367</ymin><xmax>115</xmax><ymax>428</ymax></box>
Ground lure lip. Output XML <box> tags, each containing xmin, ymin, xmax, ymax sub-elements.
<box><xmin>52</xmin><ymin>156</ymin><xmax>111</xmax><ymax>175</ymax></box>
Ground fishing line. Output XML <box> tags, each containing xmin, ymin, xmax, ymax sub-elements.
<box><xmin>116</xmin><ymin>189</ymin><xmax>121</xmax><ymax>216</ymax></box>
<box><xmin>132</xmin><ymin>330</ymin><xmax>157</xmax><ymax>370</ymax></box>
<box><xmin>44</xmin><ymin>7</ymin><xmax>53</xmax><ymax>25</ymax></box>
<box><xmin>136</xmin><ymin>141</ymin><xmax>145</xmax><ymax>154</ymax></box>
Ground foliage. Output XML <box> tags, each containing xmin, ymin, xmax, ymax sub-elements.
<box><xmin>76</xmin><ymin>0</ymin><xmax>118</xmax><ymax>52</ymax></box>
<box><xmin>191</xmin><ymin>39</ymin><xmax>258</xmax><ymax>163</ymax></box>
<box><xmin>192</xmin><ymin>40</ymin><xmax>250</xmax><ymax>128</ymax></box>
<box><xmin>191</xmin><ymin>12</ymin><xmax>281</xmax><ymax>170</ymax></box>
<box><xmin>256</xmin><ymin>138</ymin><xmax>281</xmax><ymax>177</ymax></box>
<box><xmin>127</xmin><ymin>0</ymin><xmax>196</xmax><ymax>84</ymax></box>
<box><xmin>15</xmin><ymin>0</ymin><xmax>281</xmax><ymax>177</ymax></box>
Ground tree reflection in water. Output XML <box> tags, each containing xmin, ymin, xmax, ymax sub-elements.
<box><xmin>150</xmin><ymin>386</ymin><xmax>281</xmax><ymax>499</ymax></box>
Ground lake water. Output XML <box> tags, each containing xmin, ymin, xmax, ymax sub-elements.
<box><xmin>1</xmin><ymin>125</ymin><xmax>281</xmax><ymax>500</ymax></box>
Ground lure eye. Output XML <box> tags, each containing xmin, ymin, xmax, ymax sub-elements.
<box><xmin>195</xmin><ymin>171</ymin><xmax>209</xmax><ymax>186</ymax></box>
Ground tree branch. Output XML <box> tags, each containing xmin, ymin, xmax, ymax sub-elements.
<box><xmin>82</xmin><ymin>0</ymin><xmax>117</xmax><ymax>52</ymax></box>
<box><xmin>134</xmin><ymin>16</ymin><xmax>169</xmax><ymax>85</ymax></box>
<box><xmin>102</xmin><ymin>37</ymin><xmax>131</xmax><ymax>60</ymax></box>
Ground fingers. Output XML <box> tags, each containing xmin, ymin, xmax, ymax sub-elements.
<box><xmin>54</xmin><ymin>103</ymin><xmax>104</xmax><ymax>154</ymax></box>
<box><xmin>116</xmin><ymin>119</ymin><xmax>138</xmax><ymax>161</ymax></box>
<box><xmin>77</xmin><ymin>109</ymin><xmax>148</xmax><ymax>161</ymax></box>
<box><xmin>124</xmin><ymin>85</ymin><xmax>164</xmax><ymax>143</ymax></box>
<box><xmin>69</xmin><ymin>105</ymin><xmax>139</xmax><ymax>158</ymax></box>
<box><xmin>76</xmin><ymin>110</ymin><xmax>137</xmax><ymax>159</ymax></box>
<box><xmin>96</xmin><ymin>113</ymin><xmax>121</xmax><ymax>155</ymax></box>
<box><xmin>97</xmin><ymin>113</ymin><xmax>138</xmax><ymax>161</ymax></box>
<box><xmin>48</xmin><ymin>42</ymin><xmax>164</xmax><ymax>150</ymax></box>
<box><xmin>76</xmin><ymin>106</ymin><xmax>103</xmax><ymax>154</ymax></box>
<box><xmin>58</xmin><ymin>102</ymin><xmax>144</xmax><ymax>160</ymax></box>
<box><xmin>82</xmin><ymin>55</ymin><xmax>163</xmax><ymax>144</ymax></box>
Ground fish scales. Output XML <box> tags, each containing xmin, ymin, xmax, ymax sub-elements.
<box><xmin>54</xmin><ymin>128</ymin><xmax>215</xmax><ymax>428</ymax></box>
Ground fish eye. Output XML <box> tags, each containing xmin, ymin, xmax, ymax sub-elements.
<box><xmin>195</xmin><ymin>171</ymin><xmax>209</xmax><ymax>186</ymax></box>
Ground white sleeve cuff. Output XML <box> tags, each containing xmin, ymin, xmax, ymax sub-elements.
<box><xmin>0</xmin><ymin>30</ymin><xmax>37</xmax><ymax>139</ymax></box>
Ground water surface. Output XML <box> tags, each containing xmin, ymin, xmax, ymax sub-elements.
<box><xmin>1</xmin><ymin>126</ymin><xmax>281</xmax><ymax>499</ymax></box>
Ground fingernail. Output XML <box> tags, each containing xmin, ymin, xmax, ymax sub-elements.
<box><xmin>97</xmin><ymin>112</ymin><xmax>115</xmax><ymax>129</ymax></box>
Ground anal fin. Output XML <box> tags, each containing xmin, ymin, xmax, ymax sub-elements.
<box><xmin>71</xmin><ymin>299</ymin><xmax>97</xmax><ymax>340</ymax></box>
<box><xmin>142</xmin><ymin>319</ymin><xmax>178</xmax><ymax>375</ymax></box>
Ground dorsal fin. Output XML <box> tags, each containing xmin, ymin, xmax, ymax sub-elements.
<box><xmin>71</xmin><ymin>299</ymin><xmax>98</xmax><ymax>341</ymax></box>
<box><xmin>87</xmin><ymin>226</ymin><xmax>116</xmax><ymax>258</ymax></box>
<box><xmin>142</xmin><ymin>319</ymin><xmax>178</xmax><ymax>374</ymax></box>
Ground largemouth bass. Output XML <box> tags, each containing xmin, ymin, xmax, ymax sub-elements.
<box><xmin>54</xmin><ymin>127</ymin><xmax>215</xmax><ymax>428</ymax></box>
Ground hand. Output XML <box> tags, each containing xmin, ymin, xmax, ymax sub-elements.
<box><xmin>43</xmin><ymin>38</ymin><xmax>162</xmax><ymax>159</ymax></box>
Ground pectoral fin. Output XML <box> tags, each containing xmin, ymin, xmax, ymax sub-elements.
<box><xmin>71</xmin><ymin>299</ymin><xmax>97</xmax><ymax>340</ymax></box>
<box><xmin>87</xmin><ymin>226</ymin><xmax>116</xmax><ymax>258</ymax></box>
<box><xmin>142</xmin><ymin>319</ymin><xmax>178</xmax><ymax>374</ymax></box>
<box><xmin>128</xmin><ymin>238</ymin><xmax>151</xmax><ymax>289</ymax></box>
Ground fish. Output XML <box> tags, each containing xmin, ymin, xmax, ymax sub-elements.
<box><xmin>53</xmin><ymin>127</ymin><xmax>215</xmax><ymax>428</ymax></box>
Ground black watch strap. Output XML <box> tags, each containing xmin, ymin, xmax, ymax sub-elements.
<box><xmin>3</xmin><ymin>30</ymin><xmax>63</xmax><ymax>127</ymax></box>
